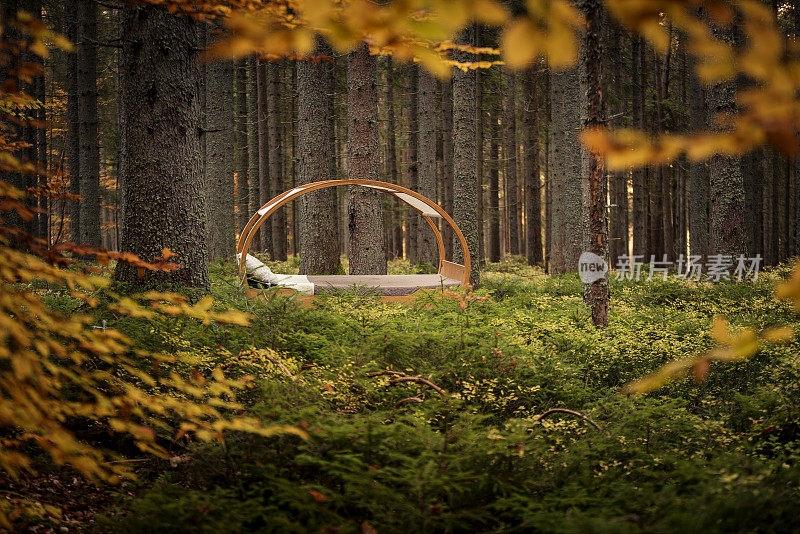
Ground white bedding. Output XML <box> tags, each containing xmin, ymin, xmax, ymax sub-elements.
<box><xmin>237</xmin><ymin>254</ymin><xmax>315</xmax><ymax>295</ymax></box>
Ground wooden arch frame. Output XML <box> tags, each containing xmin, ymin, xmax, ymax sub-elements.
<box><xmin>236</xmin><ymin>179</ymin><xmax>471</xmax><ymax>287</ymax></box>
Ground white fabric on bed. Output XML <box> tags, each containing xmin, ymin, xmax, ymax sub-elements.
<box><xmin>236</xmin><ymin>253</ymin><xmax>315</xmax><ymax>295</ymax></box>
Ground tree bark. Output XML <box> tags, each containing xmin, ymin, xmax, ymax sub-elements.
<box><xmin>452</xmin><ymin>30</ymin><xmax>480</xmax><ymax>285</ymax></box>
<box><xmin>488</xmin><ymin>101</ymin><xmax>501</xmax><ymax>263</ymax></box>
<box><xmin>707</xmin><ymin>66</ymin><xmax>746</xmax><ymax>256</ymax></box>
<box><xmin>548</xmin><ymin>52</ymin><xmax>585</xmax><ymax>273</ymax></box>
<box><xmin>267</xmin><ymin>60</ymin><xmax>287</xmax><ymax>260</ymax></box>
<box><xmin>384</xmin><ymin>57</ymin><xmax>403</xmax><ymax>259</ymax></box>
<box><xmin>65</xmin><ymin>0</ymin><xmax>80</xmax><ymax>242</ymax></box>
<box><xmin>523</xmin><ymin>65</ymin><xmax>542</xmax><ymax>265</ymax></box>
<box><xmin>504</xmin><ymin>70</ymin><xmax>520</xmax><ymax>256</ymax></box>
<box><xmin>346</xmin><ymin>42</ymin><xmax>386</xmax><ymax>274</ymax></box>
<box><xmin>235</xmin><ymin>60</ymin><xmax>249</xmax><ymax>235</ymax></box>
<box><xmin>205</xmin><ymin>53</ymin><xmax>235</xmax><ymax>262</ymax></box>
<box><xmin>417</xmin><ymin>68</ymin><xmax>438</xmax><ymax>268</ymax></box>
<box><xmin>76</xmin><ymin>0</ymin><xmax>100</xmax><ymax>247</ymax></box>
<box><xmin>115</xmin><ymin>5</ymin><xmax>208</xmax><ymax>287</ymax></box>
<box><xmin>688</xmin><ymin>61</ymin><xmax>710</xmax><ymax>259</ymax></box>
<box><xmin>406</xmin><ymin>64</ymin><xmax>419</xmax><ymax>264</ymax></box>
<box><xmin>247</xmin><ymin>56</ymin><xmax>262</xmax><ymax>254</ymax></box>
<box><xmin>631</xmin><ymin>36</ymin><xmax>647</xmax><ymax>257</ymax></box>
<box><xmin>583</xmin><ymin>0</ymin><xmax>609</xmax><ymax>328</ymax></box>
<box><xmin>441</xmin><ymin>78</ymin><xmax>454</xmax><ymax>262</ymax></box>
<box><xmin>297</xmin><ymin>46</ymin><xmax>340</xmax><ymax>274</ymax></box>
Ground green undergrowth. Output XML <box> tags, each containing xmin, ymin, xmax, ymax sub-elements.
<box><xmin>41</xmin><ymin>257</ymin><xmax>800</xmax><ymax>532</ymax></box>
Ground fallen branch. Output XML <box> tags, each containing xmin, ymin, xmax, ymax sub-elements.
<box><xmin>388</xmin><ymin>377</ymin><xmax>448</xmax><ymax>397</ymax></box>
<box><xmin>395</xmin><ymin>396</ymin><xmax>424</xmax><ymax>407</ymax></box>
<box><xmin>535</xmin><ymin>408</ymin><xmax>604</xmax><ymax>432</ymax></box>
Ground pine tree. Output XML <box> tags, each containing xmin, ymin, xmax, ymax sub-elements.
<box><xmin>346</xmin><ymin>42</ymin><xmax>386</xmax><ymax>274</ymax></box>
<box><xmin>297</xmin><ymin>45</ymin><xmax>340</xmax><ymax>274</ymax></box>
<box><xmin>115</xmin><ymin>4</ymin><xmax>208</xmax><ymax>287</ymax></box>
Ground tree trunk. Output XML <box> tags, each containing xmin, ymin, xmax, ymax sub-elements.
<box><xmin>504</xmin><ymin>70</ymin><xmax>520</xmax><ymax>256</ymax></box>
<box><xmin>267</xmin><ymin>60</ymin><xmax>287</xmax><ymax>261</ymax></box>
<box><xmin>452</xmin><ymin>30</ymin><xmax>480</xmax><ymax>285</ymax></box>
<box><xmin>235</xmin><ymin>60</ymin><xmax>249</xmax><ymax>235</ymax></box>
<box><xmin>608</xmin><ymin>23</ymin><xmax>627</xmax><ymax>264</ymax></box>
<box><xmin>65</xmin><ymin>0</ymin><xmax>80</xmax><ymax>242</ymax></box>
<box><xmin>384</xmin><ymin>57</ymin><xmax>403</xmax><ymax>259</ymax></box>
<box><xmin>406</xmin><ymin>65</ymin><xmax>419</xmax><ymax>264</ymax></box>
<box><xmin>688</xmin><ymin>62</ymin><xmax>709</xmax><ymax>259</ymax></box>
<box><xmin>548</xmin><ymin>54</ymin><xmax>585</xmax><ymax>273</ymax></box>
<box><xmin>488</xmin><ymin>101</ymin><xmax>501</xmax><ymax>263</ymax></box>
<box><xmin>583</xmin><ymin>0</ymin><xmax>609</xmax><ymax>328</ymax></box>
<box><xmin>416</xmin><ymin>68</ymin><xmax>438</xmax><ymax>268</ymax></box>
<box><xmin>707</xmin><ymin>72</ymin><xmax>746</xmax><ymax>257</ymax></box>
<box><xmin>297</xmin><ymin>46</ymin><xmax>340</xmax><ymax>274</ymax></box>
<box><xmin>523</xmin><ymin>65</ymin><xmax>542</xmax><ymax>265</ymax></box>
<box><xmin>115</xmin><ymin>5</ymin><xmax>208</xmax><ymax>287</ymax></box>
<box><xmin>205</xmin><ymin>54</ymin><xmax>235</xmax><ymax>262</ymax></box>
<box><xmin>77</xmin><ymin>0</ymin><xmax>100</xmax><ymax>247</ymax></box>
<box><xmin>346</xmin><ymin>42</ymin><xmax>386</xmax><ymax>274</ymax></box>
<box><xmin>247</xmin><ymin>56</ymin><xmax>262</xmax><ymax>254</ymax></box>
<box><xmin>631</xmin><ymin>36</ymin><xmax>647</xmax><ymax>257</ymax></box>
<box><xmin>441</xmin><ymin>78</ymin><xmax>454</xmax><ymax>262</ymax></box>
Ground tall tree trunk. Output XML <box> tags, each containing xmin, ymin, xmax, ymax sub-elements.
<box><xmin>235</xmin><ymin>60</ymin><xmax>249</xmax><ymax>235</ymax></box>
<box><xmin>297</xmin><ymin>45</ymin><xmax>340</xmax><ymax>274</ymax></box>
<box><xmin>608</xmin><ymin>23</ymin><xmax>627</xmax><ymax>264</ymax></box>
<box><xmin>631</xmin><ymin>36</ymin><xmax>647</xmax><ymax>257</ymax></box>
<box><xmin>205</xmin><ymin>54</ymin><xmax>235</xmax><ymax>262</ymax></box>
<box><xmin>406</xmin><ymin>65</ymin><xmax>419</xmax><ymax>264</ymax></box>
<box><xmin>523</xmin><ymin>65</ymin><xmax>542</xmax><ymax>265</ymax></box>
<box><xmin>346</xmin><ymin>42</ymin><xmax>386</xmax><ymax>274</ymax></box>
<box><xmin>548</xmin><ymin>53</ymin><xmax>585</xmax><ymax>273</ymax></box>
<box><xmin>65</xmin><ymin>0</ymin><xmax>80</xmax><ymax>242</ymax></box>
<box><xmin>488</xmin><ymin>102</ymin><xmax>501</xmax><ymax>263</ymax></box>
<box><xmin>688</xmin><ymin>61</ymin><xmax>709</xmax><ymax>259</ymax></box>
<box><xmin>504</xmin><ymin>70</ymin><xmax>520</xmax><ymax>256</ymax></box>
<box><xmin>441</xmin><ymin>78</ymin><xmax>454</xmax><ymax>262</ymax></box>
<box><xmin>247</xmin><ymin>56</ymin><xmax>262</xmax><ymax>254</ymax></box>
<box><xmin>417</xmin><ymin>69</ymin><xmax>438</xmax><ymax>267</ymax></box>
<box><xmin>267</xmin><ymin>60</ymin><xmax>287</xmax><ymax>260</ymax></box>
<box><xmin>77</xmin><ymin>0</ymin><xmax>100</xmax><ymax>247</ymax></box>
<box><xmin>115</xmin><ymin>5</ymin><xmax>208</xmax><ymax>287</ymax></box>
<box><xmin>475</xmin><ymin>54</ymin><xmax>484</xmax><ymax>266</ymax></box>
<box><xmin>452</xmin><ymin>30</ymin><xmax>480</xmax><ymax>285</ymax></box>
<box><xmin>584</xmin><ymin>0</ymin><xmax>608</xmax><ymax>327</ymax></box>
<box><xmin>384</xmin><ymin>57</ymin><xmax>403</xmax><ymax>259</ymax></box>
<box><xmin>707</xmin><ymin>64</ymin><xmax>746</xmax><ymax>257</ymax></box>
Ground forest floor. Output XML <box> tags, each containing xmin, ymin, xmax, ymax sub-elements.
<box><xmin>18</xmin><ymin>257</ymin><xmax>800</xmax><ymax>533</ymax></box>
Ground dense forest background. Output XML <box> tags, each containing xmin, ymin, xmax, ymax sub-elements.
<box><xmin>19</xmin><ymin>0</ymin><xmax>800</xmax><ymax>286</ymax></box>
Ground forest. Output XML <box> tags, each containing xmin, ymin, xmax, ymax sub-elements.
<box><xmin>2</xmin><ymin>0</ymin><xmax>800</xmax><ymax>531</ymax></box>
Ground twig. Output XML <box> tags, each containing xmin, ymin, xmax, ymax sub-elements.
<box><xmin>388</xmin><ymin>377</ymin><xmax>448</xmax><ymax>397</ymax></box>
<box><xmin>535</xmin><ymin>408</ymin><xmax>604</xmax><ymax>432</ymax></box>
<box><xmin>395</xmin><ymin>396</ymin><xmax>424</xmax><ymax>407</ymax></box>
